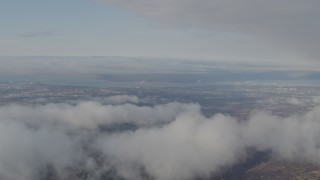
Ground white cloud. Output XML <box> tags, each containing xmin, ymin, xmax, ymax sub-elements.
<box><xmin>286</xmin><ymin>97</ymin><xmax>302</xmax><ymax>105</ymax></box>
<box><xmin>97</xmin><ymin>106</ymin><xmax>320</xmax><ymax>179</ymax></box>
<box><xmin>1</xmin><ymin>98</ymin><xmax>320</xmax><ymax>179</ymax></box>
<box><xmin>97</xmin><ymin>113</ymin><xmax>245</xmax><ymax>179</ymax></box>
<box><xmin>0</xmin><ymin>101</ymin><xmax>198</xmax><ymax>130</ymax></box>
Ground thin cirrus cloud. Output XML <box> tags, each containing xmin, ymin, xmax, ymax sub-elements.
<box><xmin>16</xmin><ymin>31</ymin><xmax>55</xmax><ymax>38</ymax></box>
<box><xmin>104</xmin><ymin>0</ymin><xmax>320</xmax><ymax>62</ymax></box>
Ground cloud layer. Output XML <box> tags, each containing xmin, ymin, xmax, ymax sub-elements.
<box><xmin>106</xmin><ymin>0</ymin><xmax>320</xmax><ymax>62</ymax></box>
<box><xmin>1</xmin><ymin>96</ymin><xmax>320</xmax><ymax>179</ymax></box>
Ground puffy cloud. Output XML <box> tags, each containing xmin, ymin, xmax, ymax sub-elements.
<box><xmin>0</xmin><ymin>98</ymin><xmax>198</xmax><ymax>179</ymax></box>
<box><xmin>0</xmin><ymin>101</ymin><xmax>198</xmax><ymax>130</ymax></box>
<box><xmin>0</xmin><ymin>119</ymin><xmax>82</xmax><ymax>180</ymax></box>
<box><xmin>97</xmin><ymin>113</ymin><xmax>246</xmax><ymax>180</ymax></box>
<box><xmin>1</xmin><ymin>97</ymin><xmax>320</xmax><ymax>179</ymax></box>
<box><xmin>244</xmin><ymin>108</ymin><xmax>320</xmax><ymax>162</ymax></box>
<box><xmin>97</xmin><ymin>107</ymin><xmax>320</xmax><ymax>179</ymax></box>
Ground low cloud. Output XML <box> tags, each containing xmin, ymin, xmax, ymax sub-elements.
<box><xmin>1</xmin><ymin>97</ymin><xmax>320</xmax><ymax>179</ymax></box>
<box><xmin>286</xmin><ymin>97</ymin><xmax>303</xmax><ymax>105</ymax></box>
<box><xmin>97</xmin><ymin>113</ymin><xmax>244</xmax><ymax>179</ymax></box>
<box><xmin>0</xmin><ymin>101</ymin><xmax>197</xmax><ymax>130</ymax></box>
<box><xmin>97</xmin><ymin>107</ymin><xmax>320</xmax><ymax>179</ymax></box>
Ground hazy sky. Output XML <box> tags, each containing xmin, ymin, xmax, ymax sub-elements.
<box><xmin>1</xmin><ymin>0</ymin><xmax>319</xmax><ymax>65</ymax></box>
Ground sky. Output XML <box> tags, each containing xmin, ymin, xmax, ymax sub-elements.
<box><xmin>1</xmin><ymin>0</ymin><xmax>320</xmax><ymax>66</ymax></box>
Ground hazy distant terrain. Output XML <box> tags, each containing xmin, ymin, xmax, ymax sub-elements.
<box><xmin>1</xmin><ymin>57</ymin><xmax>320</xmax><ymax>87</ymax></box>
